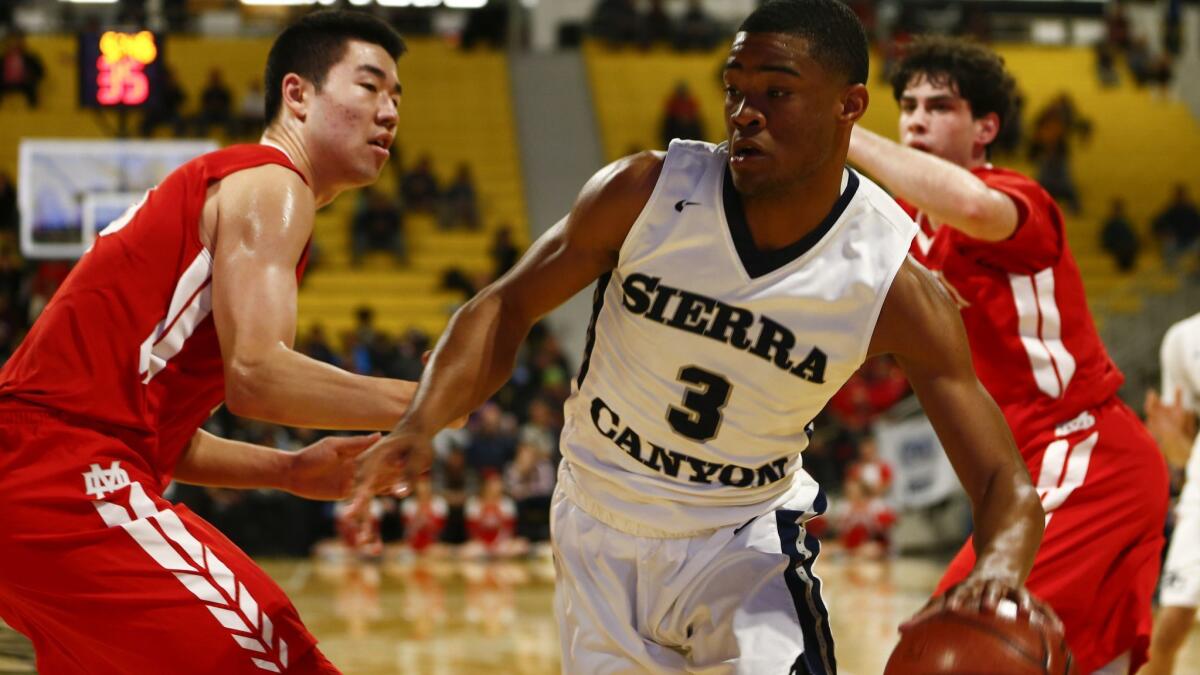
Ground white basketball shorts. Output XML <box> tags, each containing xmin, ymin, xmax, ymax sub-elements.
<box><xmin>550</xmin><ymin>486</ymin><xmax>835</xmax><ymax>674</ymax></box>
<box><xmin>1162</xmin><ymin>435</ymin><xmax>1200</xmax><ymax>608</ymax></box>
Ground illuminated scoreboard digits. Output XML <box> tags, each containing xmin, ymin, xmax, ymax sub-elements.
<box><xmin>79</xmin><ymin>31</ymin><xmax>164</xmax><ymax>109</ymax></box>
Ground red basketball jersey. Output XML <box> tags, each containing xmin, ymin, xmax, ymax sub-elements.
<box><xmin>0</xmin><ymin>145</ymin><xmax>310</xmax><ymax>478</ymax></box>
<box><xmin>899</xmin><ymin>166</ymin><xmax>1123</xmax><ymax>448</ymax></box>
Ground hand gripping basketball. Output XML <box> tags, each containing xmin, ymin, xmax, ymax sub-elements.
<box><xmin>885</xmin><ymin>584</ymin><xmax>1074</xmax><ymax>675</ymax></box>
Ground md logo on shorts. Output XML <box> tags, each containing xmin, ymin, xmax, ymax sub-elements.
<box><xmin>83</xmin><ymin>461</ymin><xmax>131</xmax><ymax>499</ymax></box>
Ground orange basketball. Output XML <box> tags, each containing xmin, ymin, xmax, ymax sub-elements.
<box><xmin>884</xmin><ymin>604</ymin><xmax>1076</xmax><ymax>675</ymax></box>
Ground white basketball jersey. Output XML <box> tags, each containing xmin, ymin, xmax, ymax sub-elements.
<box><xmin>558</xmin><ymin>139</ymin><xmax>918</xmax><ymax>537</ymax></box>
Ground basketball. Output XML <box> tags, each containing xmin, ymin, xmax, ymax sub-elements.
<box><xmin>884</xmin><ymin>602</ymin><xmax>1076</xmax><ymax>675</ymax></box>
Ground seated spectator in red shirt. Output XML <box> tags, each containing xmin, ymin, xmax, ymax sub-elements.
<box><xmin>0</xmin><ymin>33</ymin><xmax>43</xmax><ymax>109</ymax></box>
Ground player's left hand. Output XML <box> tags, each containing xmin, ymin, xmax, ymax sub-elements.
<box><xmin>904</xmin><ymin>576</ymin><xmax>1063</xmax><ymax>635</ymax></box>
<box><xmin>283</xmin><ymin>433</ymin><xmax>381</xmax><ymax>501</ymax></box>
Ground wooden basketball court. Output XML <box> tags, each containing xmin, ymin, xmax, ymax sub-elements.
<box><xmin>2</xmin><ymin>554</ymin><xmax>1198</xmax><ymax>674</ymax></box>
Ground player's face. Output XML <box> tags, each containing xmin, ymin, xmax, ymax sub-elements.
<box><xmin>897</xmin><ymin>75</ymin><xmax>990</xmax><ymax>168</ymax></box>
<box><xmin>306</xmin><ymin>40</ymin><xmax>400</xmax><ymax>187</ymax></box>
<box><xmin>722</xmin><ymin>32</ymin><xmax>859</xmax><ymax>198</ymax></box>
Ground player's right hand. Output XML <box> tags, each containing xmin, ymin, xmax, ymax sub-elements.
<box><xmin>346</xmin><ymin>429</ymin><xmax>434</xmax><ymax>545</ymax></box>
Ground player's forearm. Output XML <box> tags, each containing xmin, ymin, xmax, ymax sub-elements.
<box><xmin>398</xmin><ymin>289</ymin><xmax>530</xmax><ymax>435</ymax></box>
<box><xmin>173</xmin><ymin>429</ymin><xmax>292</xmax><ymax>491</ymax></box>
<box><xmin>968</xmin><ymin>463</ymin><xmax>1044</xmax><ymax>585</ymax></box>
<box><xmin>226</xmin><ymin>346</ymin><xmax>415</xmax><ymax>430</ymax></box>
<box><xmin>848</xmin><ymin>126</ymin><xmax>1013</xmax><ymax>241</ymax></box>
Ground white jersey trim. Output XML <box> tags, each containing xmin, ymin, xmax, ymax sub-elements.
<box><xmin>139</xmin><ymin>248</ymin><xmax>214</xmax><ymax>383</ymax></box>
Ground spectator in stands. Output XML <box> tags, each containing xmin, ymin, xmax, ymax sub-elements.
<box><xmin>489</xmin><ymin>225</ymin><xmax>519</xmax><ymax>278</ymax></box>
<box><xmin>402</xmin><ymin>154</ymin><xmax>440</xmax><ymax>214</ymax></box>
<box><xmin>465</xmin><ymin>402</ymin><xmax>518</xmax><ymax>474</ymax></box>
<box><xmin>0</xmin><ymin>32</ymin><xmax>43</xmax><ymax>109</ymax></box>
<box><xmin>1164</xmin><ymin>0</ymin><xmax>1183</xmax><ymax>56</ymax></box>
<box><xmin>351</xmin><ymin>189</ymin><xmax>406</xmax><ymax>265</ymax></box>
<box><xmin>1028</xmin><ymin>93</ymin><xmax>1090</xmax><ymax>215</ymax></box>
<box><xmin>519</xmin><ymin>396</ymin><xmax>560</xmax><ymax>459</ymax></box>
<box><xmin>846</xmin><ymin>436</ymin><xmax>893</xmax><ymax>499</ymax></box>
<box><xmin>140</xmin><ymin>66</ymin><xmax>187</xmax><ymax>137</ymax></box>
<box><xmin>642</xmin><ymin>0</ymin><xmax>674</xmax><ymax>48</ymax></box>
<box><xmin>300</xmin><ymin>323</ymin><xmax>340</xmax><ymax>367</ymax></box>
<box><xmin>660</xmin><ymin>81</ymin><xmax>705</xmax><ymax>148</ymax></box>
<box><xmin>831</xmin><ymin>477</ymin><xmax>896</xmax><ymax>559</ymax></box>
<box><xmin>440</xmin><ymin>163</ymin><xmax>481</xmax><ymax>230</ymax></box>
<box><xmin>1152</xmin><ymin>184</ymin><xmax>1200</xmax><ymax>270</ymax></box>
<box><xmin>437</xmin><ymin>445</ymin><xmax>475</xmax><ymax>544</ymax></box>
<box><xmin>1100</xmin><ymin>198</ymin><xmax>1140</xmax><ymax>273</ymax></box>
<box><xmin>1127</xmin><ymin>37</ymin><xmax>1154</xmax><ymax>86</ymax></box>
<box><xmin>504</xmin><ymin>441</ymin><xmax>555</xmax><ymax>541</ymax></box>
<box><xmin>236</xmin><ymin>79</ymin><xmax>266</xmax><ymax>138</ymax></box>
<box><xmin>463</xmin><ymin>471</ymin><xmax>524</xmax><ymax>558</ymax></box>
<box><xmin>1104</xmin><ymin>1</ymin><xmax>1132</xmax><ymax>52</ymax></box>
<box><xmin>194</xmin><ymin>68</ymin><xmax>233</xmax><ymax>137</ymax></box>
<box><xmin>0</xmin><ymin>172</ymin><xmax>16</xmax><ymax>233</ymax></box>
<box><xmin>676</xmin><ymin>0</ymin><xmax>720</xmax><ymax>51</ymax></box>
<box><xmin>590</xmin><ymin>0</ymin><xmax>640</xmax><ymax>47</ymax></box>
<box><xmin>1094</xmin><ymin>41</ymin><xmax>1119</xmax><ymax>88</ymax></box>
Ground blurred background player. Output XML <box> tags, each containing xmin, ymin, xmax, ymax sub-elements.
<box><xmin>1142</xmin><ymin>312</ymin><xmax>1200</xmax><ymax>675</ymax></box>
<box><xmin>0</xmin><ymin>10</ymin><xmax>420</xmax><ymax>674</ymax></box>
<box><xmin>848</xmin><ymin>36</ymin><xmax>1170</xmax><ymax>675</ymax></box>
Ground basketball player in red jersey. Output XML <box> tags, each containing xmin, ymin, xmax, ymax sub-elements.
<box><xmin>0</xmin><ymin>11</ymin><xmax>421</xmax><ymax>674</ymax></box>
<box><xmin>848</xmin><ymin>37</ymin><xmax>1169</xmax><ymax>674</ymax></box>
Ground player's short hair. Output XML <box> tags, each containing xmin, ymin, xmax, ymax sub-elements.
<box><xmin>264</xmin><ymin>10</ymin><xmax>407</xmax><ymax>125</ymax></box>
<box><xmin>737</xmin><ymin>0</ymin><xmax>869</xmax><ymax>85</ymax></box>
<box><xmin>890</xmin><ymin>36</ymin><xmax>1017</xmax><ymax>135</ymax></box>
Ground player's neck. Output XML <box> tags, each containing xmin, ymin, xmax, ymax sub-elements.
<box><xmin>259</xmin><ymin>128</ymin><xmax>337</xmax><ymax>208</ymax></box>
<box><xmin>739</xmin><ymin>167</ymin><xmax>845</xmax><ymax>252</ymax></box>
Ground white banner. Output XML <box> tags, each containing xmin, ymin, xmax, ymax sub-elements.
<box><xmin>874</xmin><ymin>416</ymin><xmax>963</xmax><ymax>509</ymax></box>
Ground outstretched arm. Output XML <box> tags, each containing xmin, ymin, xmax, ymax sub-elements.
<box><xmin>848</xmin><ymin>126</ymin><xmax>1018</xmax><ymax>242</ymax></box>
<box><xmin>210</xmin><ymin>165</ymin><xmax>415</xmax><ymax>430</ymax></box>
<box><xmin>349</xmin><ymin>152</ymin><xmax>664</xmax><ymax>504</ymax></box>
<box><xmin>174</xmin><ymin>429</ymin><xmax>381</xmax><ymax>501</ymax></box>
<box><xmin>870</xmin><ymin>259</ymin><xmax>1044</xmax><ymax>598</ymax></box>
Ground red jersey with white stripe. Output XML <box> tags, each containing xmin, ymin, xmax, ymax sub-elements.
<box><xmin>0</xmin><ymin>145</ymin><xmax>310</xmax><ymax>478</ymax></box>
<box><xmin>898</xmin><ymin>166</ymin><xmax>1123</xmax><ymax>448</ymax></box>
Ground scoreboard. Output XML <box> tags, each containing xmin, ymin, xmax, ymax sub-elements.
<box><xmin>78</xmin><ymin>31</ymin><xmax>164</xmax><ymax>109</ymax></box>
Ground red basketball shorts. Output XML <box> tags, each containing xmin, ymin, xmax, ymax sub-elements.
<box><xmin>0</xmin><ymin>406</ymin><xmax>338</xmax><ymax>674</ymax></box>
<box><xmin>936</xmin><ymin>397</ymin><xmax>1168</xmax><ymax>674</ymax></box>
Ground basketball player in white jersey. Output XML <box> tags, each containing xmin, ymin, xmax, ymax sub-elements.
<box><xmin>352</xmin><ymin>1</ymin><xmax>1051</xmax><ymax>671</ymax></box>
<box><xmin>1142</xmin><ymin>313</ymin><xmax>1200</xmax><ymax>675</ymax></box>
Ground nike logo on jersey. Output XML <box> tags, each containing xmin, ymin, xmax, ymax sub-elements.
<box><xmin>674</xmin><ymin>200</ymin><xmax>701</xmax><ymax>212</ymax></box>
<box><xmin>621</xmin><ymin>272</ymin><xmax>828</xmax><ymax>384</ymax></box>
<box><xmin>592</xmin><ymin>396</ymin><xmax>791</xmax><ymax>488</ymax></box>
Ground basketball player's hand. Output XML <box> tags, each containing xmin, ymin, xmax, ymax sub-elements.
<box><xmin>347</xmin><ymin>429</ymin><xmax>435</xmax><ymax>544</ymax></box>
<box><xmin>1145</xmin><ymin>388</ymin><xmax>1197</xmax><ymax>466</ymax></box>
<box><xmin>284</xmin><ymin>433</ymin><xmax>381</xmax><ymax>501</ymax></box>
<box><xmin>907</xmin><ymin>577</ymin><xmax>1063</xmax><ymax>635</ymax></box>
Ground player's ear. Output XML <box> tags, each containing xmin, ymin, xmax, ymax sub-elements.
<box><xmin>840</xmin><ymin>83</ymin><xmax>869</xmax><ymax>124</ymax></box>
<box><xmin>281</xmin><ymin>73</ymin><xmax>309</xmax><ymax>121</ymax></box>
<box><xmin>974</xmin><ymin>112</ymin><xmax>1001</xmax><ymax>147</ymax></box>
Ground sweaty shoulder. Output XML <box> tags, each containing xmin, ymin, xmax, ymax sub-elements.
<box><xmin>868</xmin><ymin>256</ymin><xmax>963</xmax><ymax>360</ymax></box>
<box><xmin>568</xmin><ymin>151</ymin><xmax>665</xmax><ymax>262</ymax></box>
<box><xmin>210</xmin><ymin>164</ymin><xmax>314</xmax><ymax>250</ymax></box>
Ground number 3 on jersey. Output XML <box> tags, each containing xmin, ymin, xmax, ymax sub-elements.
<box><xmin>667</xmin><ymin>365</ymin><xmax>732</xmax><ymax>441</ymax></box>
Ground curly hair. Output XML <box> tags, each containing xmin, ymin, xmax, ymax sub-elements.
<box><xmin>890</xmin><ymin>36</ymin><xmax>1016</xmax><ymax>133</ymax></box>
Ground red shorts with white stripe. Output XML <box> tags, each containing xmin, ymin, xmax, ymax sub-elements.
<box><xmin>936</xmin><ymin>396</ymin><xmax>1168</xmax><ymax>674</ymax></box>
<box><xmin>0</xmin><ymin>407</ymin><xmax>337</xmax><ymax>675</ymax></box>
